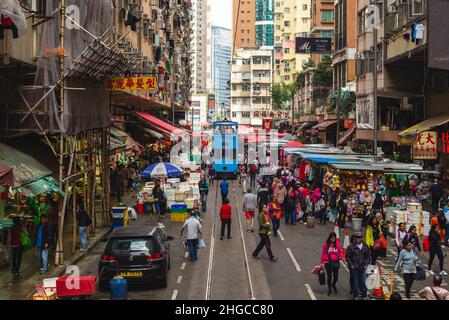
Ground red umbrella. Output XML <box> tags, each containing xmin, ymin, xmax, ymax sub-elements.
<box><xmin>284</xmin><ymin>141</ymin><xmax>305</xmax><ymax>148</ymax></box>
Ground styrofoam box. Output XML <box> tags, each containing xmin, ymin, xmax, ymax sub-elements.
<box><xmin>423</xmin><ymin>225</ymin><xmax>431</xmax><ymax>236</ymax></box>
<box><xmin>43</xmin><ymin>278</ymin><xmax>58</xmax><ymax>288</ymax></box>
<box><xmin>407</xmin><ymin>202</ymin><xmax>422</xmax><ymax>213</ymax></box>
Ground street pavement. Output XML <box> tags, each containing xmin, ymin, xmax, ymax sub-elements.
<box><xmin>70</xmin><ymin>181</ymin><xmax>449</xmax><ymax>300</ymax></box>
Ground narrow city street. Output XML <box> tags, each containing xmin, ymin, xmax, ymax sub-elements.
<box><xmin>66</xmin><ymin>180</ymin><xmax>448</xmax><ymax>301</ymax></box>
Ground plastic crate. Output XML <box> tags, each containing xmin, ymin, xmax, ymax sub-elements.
<box><xmin>171</xmin><ymin>213</ymin><xmax>188</xmax><ymax>222</ymax></box>
<box><xmin>171</xmin><ymin>204</ymin><xmax>187</xmax><ymax>211</ymax></box>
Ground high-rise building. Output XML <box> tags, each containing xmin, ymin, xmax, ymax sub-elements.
<box><xmin>211</xmin><ymin>26</ymin><xmax>232</xmax><ymax>117</ymax></box>
<box><xmin>274</xmin><ymin>0</ymin><xmax>311</xmax><ymax>84</ymax></box>
<box><xmin>232</xmin><ymin>0</ymin><xmax>256</xmax><ymax>52</ymax></box>
<box><xmin>255</xmin><ymin>0</ymin><xmax>275</xmax><ymax>48</ymax></box>
<box><xmin>310</xmin><ymin>0</ymin><xmax>335</xmax><ymax>64</ymax></box>
<box><xmin>191</xmin><ymin>0</ymin><xmax>212</xmax><ymax>93</ymax></box>
<box><xmin>231</xmin><ymin>48</ymin><xmax>273</xmax><ymax>127</ymax></box>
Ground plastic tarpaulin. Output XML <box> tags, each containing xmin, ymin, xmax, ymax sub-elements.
<box><xmin>17</xmin><ymin>176</ymin><xmax>64</xmax><ymax>198</ymax></box>
<box><xmin>0</xmin><ymin>142</ymin><xmax>51</xmax><ymax>188</ymax></box>
<box><xmin>0</xmin><ymin>0</ymin><xmax>27</xmax><ymax>30</ymax></box>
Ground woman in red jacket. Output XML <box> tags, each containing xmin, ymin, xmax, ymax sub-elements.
<box><xmin>320</xmin><ymin>232</ymin><xmax>345</xmax><ymax>296</ymax></box>
<box><xmin>220</xmin><ymin>198</ymin><xmax>232</xmax><ymax>240</ymax></box>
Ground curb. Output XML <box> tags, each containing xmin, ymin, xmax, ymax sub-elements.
<box><xmin>55</xmin><ymin>227</ymin><xmax>113</xmax><ymax>277</ymax></box>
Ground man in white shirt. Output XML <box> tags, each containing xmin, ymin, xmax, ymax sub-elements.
<box><xmin>181</xmin><ymin>211</ymin><xmax>203</xmax><ymax>262</ymax></box>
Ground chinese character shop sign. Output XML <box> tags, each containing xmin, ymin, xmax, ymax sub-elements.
<box><xmin>413</xmin><ymin>131</ymin><xmax>438</xmax><ymax>160</ymax></box>
<box><xmin>105</xmin><ymin>76</ymin><xmax>158</xmax><ymax>91</ymax></box>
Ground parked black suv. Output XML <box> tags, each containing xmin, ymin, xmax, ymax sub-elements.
<box><xmin>98</xmin><ymin>225</ymin><xmax>171</xmax><ymax>290</ymax></box>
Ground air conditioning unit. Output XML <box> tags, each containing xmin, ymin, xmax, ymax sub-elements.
<box><xmin>128</xmin><ymin>0</ymin><xmax>138</xmax><ymax>5</ymax></box>
<box><xmin>131</xmin><ymin>48</ymin><xmax>139</xmax><ymax>54</ymax></box>
<box><xmin>118</xmin><ymin>37</ymin><xmax>128</xmax><ymax>48</ymax></box>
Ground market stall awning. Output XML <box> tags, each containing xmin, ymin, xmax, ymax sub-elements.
<box><xmin>0</xmin><ymin>142</ymin><xmax>51</xmax><ymax>188</ymax></box>
<box><xmin>312</xmin><ymin>120</ymin><xmax>338</xmax><ymax>130</ymax></box>
<box><xmin>298</xmin><ymin>122</ymin><xmax>317</xmax><ymax>131</ymax></box>
<box><xmin>239</xmin><ymin>125</ymin><xmax>253</xmax><ymax>134</ymax></box>
<box><xmin>0</xmin><ymin>163</ymin><xmax>13</xmax><ymax>186</ymax></box>
<box><xmin>399</xmin><ymin>112</ymin><xmax>449</xmax><ymax>145</ymax></box>
<box><xmin>110</xmin><ymin>136</ymin><xmax>128</xmax><ymax>152</ymax></box>
<box><xmin>134</xmin><ymin>111</ymin><xmax>187</xmax><ymax>137</ymax></box>
<box><xmin>338</xmin><ymin>122</ymin><xmax>357</xmax><ymax>145</ymax></box>
<box><xmin>16</xmin><ymin>176</ymin><xmax>64</xmax><ymax>198</ymax></box>
<box><xmin>110</xmin><ymin>127</ymin><xmax>144</xmax><ymax>153</ymax></box>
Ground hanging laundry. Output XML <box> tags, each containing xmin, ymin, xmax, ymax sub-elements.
<box><xmin>158</xmin><ymin>67</ymin><xmax>166</xmax><ymax>92</ymax></box>
<box><xmin>415</xmin><ymin>24</ymin><xmax>425</xmax><ymax>40</ymax></box>
<box><xmin>411</xmin><ymin>23</ymin><xmax>417</xmax><ymax>42</ymax></box>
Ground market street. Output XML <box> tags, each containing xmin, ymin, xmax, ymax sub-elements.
<box><xmin>64</xmin><ymin>181</ymin><xmax>449</xmax><ymax>300</ymax></box>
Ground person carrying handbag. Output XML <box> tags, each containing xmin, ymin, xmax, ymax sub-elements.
<box><xmin>320</xmin><ymin>232</ymin><xmax>345</xmax><ymax>296</ymax></box>
<box><xmin>366</xmin><ymin>216</ymin><xmax>387</xmax><ymax>265</ymax></box>
<box><xmin>394</xmin><ymin>240</ymin><xmax>418</xmax><ymax>299</ymax></box>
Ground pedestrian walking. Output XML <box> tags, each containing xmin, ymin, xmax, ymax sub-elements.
<box><xmin>315</xmin><ymin>195</ymin><xmax>327</xmax><ymax>224</ymax></box>
<box><xmin>394</xmin><ymin>240</ymin><xmax>418</xmax><ymax>299</ymax></box>
<box><xmin>257</xmin><ymin>182</ymin><xmax>270</xmax><ymax>213</ymax></box>
<box><xmin>199</xmin><ymin>175</ymin><xmax>209</xmax><ymax>212</ymax></box>
<box><xmin>431</xmin><ymin>178</ymin><xmax>444</xmax><ymax>215</ymax></box>
<box><xmin>219</xmin><ymin>198</ymin><xmax>232</xmax><ymax>240</ymax></box>
<box><xmin>395</xmin><ymin>222</ymin><xmax>407</xmax><ymax>259</ymax></box>
<box><xmin>220</xmin><ymin>179</ymin><xmax>229</xmax><ymax>204</ymax></box>
<box><xmin>328</xmin><ymin>189</ymin><xmax>338</xmax><ymax>223</ymax></box>
<box><xmin>439</xmin><ymin>206</ymin><xmax>449</xmax><ymax>246</ymax></box>
<box><xmin>269</xmin><ymin>196</ymin><xmax>281</xmax><ymax>237</ymax></box>
<box><xmin>366</xmin><ymin>215</ymin><xmax>387</xmax><ymax>265</ymax></box>
<box><xmin>403</xmin><ymin>225</ymin><xmax>422</xmax><ymax>254</ymax></box>
<box><xmin>152</xmin><ymin>181</ymin><xmax>167</xmax><ymax>218</ymax></box>
<box><xmin>181</xmin><ymin>211</ymin><xmax>203</xmax><ymax>262</ymax></box>
<box><xmin>35</xmin><ymin>214</ymin><xmax>51</xmax><ymax>274</ymax></box>
<box><xmin>252</xmin><ymin>204</ymin><xmax>277</xmax><ymax>261</ymax></box>
<box><xmin>77</xmin><ymin>204</ymin><xmax>92</xmax><ymax>252</ymax></box>
<box><xmin>346</xmin><ymin>231</ymin><xmax>371</xmax><ymax>299</ymax></box>
<box><xmin>419</xmin><ymin>274</ymin><xmax>449</xmax><ymax>300</ymax></box>
<box><xmin>371</xmin><ymin>193</ymin><xmax>384</xmax><ymax>217</ymax></box>
<box><xmin>337</xmin><ymin>194</ymin><xmax>348</xmax><ymax>227</ymax></box>
<box><xmin>243</xmin><ymin>188</ymin><xmax>257</xmax><ymax>232</ymax></box>
<box><xmin>208</xmin><ymin>166</ymin><xmax>216</xmax><ymax>186</ymax></box>
<box><xmin>283</xmin><ymin>187</ymin><xmax>296</xmax><ymax>225</ymax></box>
<box><xmin>346</xmin><ymin>235</ymin><xmax>356</xmax><ymax>295</ymax></box>
<box><xmin>8</xmin><ymin>217</ymin><xmax>24</xmax><ymax>277</ymax></box>
<box><xmin>249</xmin><ymin>163</ymin><xmax>258</xmax><ymax>187</ymax></box>
<box><xmin>428</xmin><ymin>224</ymin><xmax>447</xmax><ymax>275</ymax></box>
<box><xmin>320</xmin><ymin>232</ymin><xmax>345</xmax><ymax>296</ymax></box>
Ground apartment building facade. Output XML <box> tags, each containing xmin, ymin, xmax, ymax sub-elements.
<box><xmin>310</xmin><ymin>0</ymin><xmax>335</xmax><ymax>64</ymax></box>
<box><xmin>233</xmin><ymin>0</ymin><xmax>257</xmax><ymax>51</ymax></box>
<box><xmin>190</xmin><ymin>0</ymin><xmax>212</xmax><ymax>94</ymax></box>
<box><xmin>274</xmin><ymin>0</ymin><xmax>311</xmax><ymax>84</ymax></box>
<box><xmin>231</xmin><ymin>48</ymin><xmax>273</xmax><ymax>127</ymax></box>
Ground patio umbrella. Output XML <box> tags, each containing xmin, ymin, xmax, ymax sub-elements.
<box><xmin>142</xmin><ymin>162</ymin><xmax>183</xmax><ymax>179</ymax></box>
<box><xmin>284</xmin><ymin>141</ymin><xmax>305</xmax><ymax>148</ymax></box>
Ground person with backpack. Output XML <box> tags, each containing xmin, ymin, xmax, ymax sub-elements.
<box><xmin>220</xmin><ymin>179</ymin><xmax>229</xmax><ymax>204</ymax></box>
<box><xmin>419</xmin><ymin>274</ymin><xmax>449</xmax><ymax>300</ymax></box>
<box><xmin>320</xmin><ymin>232</ymin><xmax>345</xmax><ymax>296</ymax></box>
<box><xmin>268</xmin><ymin>196</ymin><xmax>282</xmax><ymax>237</ymax></box>
<box><xmin>366</xmin><ymin>215</ymin><xmax>387</xmax><ymax>265</ymax></box>
<box><xmin>427</xmin><ymin>224</ymin><xmax>447</xmax><ymax>275</ymax></box>
<box><xmin>440</xmin><ymin>206</ymin><xmax>449</xmax><ymax>246</ymax></box>
<box><xmin>77</xmin><ymin>205</ymin><xmax>92</xmax><ymax>252</ymax></box>
<box><xmin>395</xmin><ymin>240</ymin><xmax>418</xmax><ymax>299</ymax></box>
<box><xmin>283</xmin><ymin>187</ymin><xmax>296</xmax><ymax>225</ymax></box>
<box><xmin>403</xmin><ymin>225</ymin><xmax>422</xmax><ymax>254</ymax></box>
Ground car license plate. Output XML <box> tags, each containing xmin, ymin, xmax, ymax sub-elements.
<box><xmin>120</xmin><ymin>272</ymin><xmax>143</xmax><ymax>277</ymax></box>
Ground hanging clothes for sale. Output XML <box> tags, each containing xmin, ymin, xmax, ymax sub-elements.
<box><xmin>0</xmin><ymin>0</ymin><xmax>26</xmax><ymax>40</ymax></box>
<box><xmin>299</xmin><ymin>161</ymin><xmax>306</xmax><ymax>180</ymax></box>
<box><xmin>155</xmin><ymin>46</ymin><xmax>163</xmax><ymax>61</ymax></box>
<box><xmin>158</xmin><ymin>67</ymin><xmax>166</xmax><ymax>92</ymax></box>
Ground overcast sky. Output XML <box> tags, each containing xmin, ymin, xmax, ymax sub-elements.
<box><xmin>211</xmin><ymin>0</ymin><xmax>232</xmax><ymax>30</ymax></box>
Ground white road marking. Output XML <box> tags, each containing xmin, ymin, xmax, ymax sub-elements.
<box><xmin>184</xmin><ymin>252</ymin><xmax>189</xmax><ymax>258</ymax></box>
<box><xmin>171</xmin><ymin>290</ymin><xmax>178</xmax><ymax>300</ymax></box>
<box><xmin>305</xmin><ymin>284</ymin><xmax>316</xmax><ymax>300</ymax></box>
<box><xmin>181</xmin><ymin>262</ymin><xmax>186</xmax><ymax>270</ymax></box>
<box><xmin>205</xmin><ymin>189</ymin><xmax>218</xmax><ymax>300</ymax></box>
<box><xmin>177</xmin><ymin>275</ymin><xmax>183</xmax><ymax>284</ymax></box>
<box><xmin>286</xmin><ymin>248</ymin><xmax>301</xmax><ymax>272</ymax></box>
<box><xmin>277</xmin><ymin>230</ymin><xmax>285</xmax><ymax>241</ymax></box>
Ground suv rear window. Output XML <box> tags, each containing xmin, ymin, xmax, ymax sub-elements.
<box><xmin>107</xmin><ymin>237</ymin><xmax>157</xmax><ymax>253</ymax></box>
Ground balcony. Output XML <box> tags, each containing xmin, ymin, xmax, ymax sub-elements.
<box><xmin>252</xmin><ymin>77</ymin><xmax>271</xmax><ymax>84</ymax></box>
<box><xmin>232</xmin><ymin>64</ymin><xmax>251</xmax><ymax>73</ymax></box>
<box><xmin>231</xmin><ymin>90</ymin><xmax>251</xmax><ymax>97</ymax></box>
<box><xmin>252</xmin><ymin>63</ymin><xmax>272</xmax><ymax>70</ymax></box>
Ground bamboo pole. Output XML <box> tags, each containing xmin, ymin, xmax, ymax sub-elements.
<box><xmin>72</xmin><ymin>150</ymin><xmax>77</xmax><ymax>254</ymax></box>
<box><xmin>55</xmin><ymin>0</ymin><xmax>66</xmax><ymax>266</ymax></box>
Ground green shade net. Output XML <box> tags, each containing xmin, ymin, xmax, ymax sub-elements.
<box><xmin>18</xmin><ymin>176</ymin><xmax>65</xmax><ymax>198</ymax></box>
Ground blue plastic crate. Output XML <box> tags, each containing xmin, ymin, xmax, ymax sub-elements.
<box><xmin>171</xmin><ymin>204</ymin><xmax>187</xmax><ymax>211</ymax></box>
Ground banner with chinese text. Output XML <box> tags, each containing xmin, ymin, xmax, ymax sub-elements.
<box><xmin>105</xmin><ymin>76</ymin><xmax>158</xmax><ymax>91</ymax></box>
<box><xmin>413</xmin><ymin>131</ymin><xmax>438</xmax><ymax>160</ymax></box>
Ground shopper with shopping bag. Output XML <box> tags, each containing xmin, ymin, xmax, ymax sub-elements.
<box><xmin>395</xmin><ymin>240</ymin><xmax>418</xmax><ymax>299</ymax></box>
<box><xmin>320</xmin><ymin>232</ymin><xmax>345</xmax><ymax>296</ymax></box>
<box><xmin>181</xmin><ymin>211</ymin><xmax>203</xmax><ymax>262</ymax></box>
